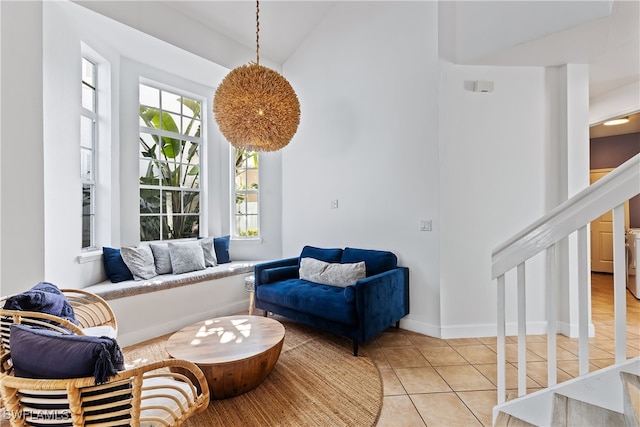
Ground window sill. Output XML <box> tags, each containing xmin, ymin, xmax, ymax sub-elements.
<box><xmin>231</xmin><ymin>237</ymin><xmax>263</xmax><ymax>244</ymax></box>
<box><xmin>77</xmin><ymin>250</ymin><xmax>102</xmax><ymax>264</ymax></box>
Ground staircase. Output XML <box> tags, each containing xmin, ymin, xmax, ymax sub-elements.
<box><xmin>491</xmin><ymin>154</ymin><xmax>640</xmax><ymax>426</ymax></box>
<box><xmin>494</xmin><ymin>358</ymin><xmax>639</xmax><ymax>426</ymax></box>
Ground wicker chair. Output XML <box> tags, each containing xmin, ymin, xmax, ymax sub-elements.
<box><xmin>0</xmin><ymin>352</ymin><xmax>210</xmax><ymax>426</ymax></box>
<box><xmin>0</xmin><ymin>288</ymin><xmax>118</xmax><ymax>355</ymax></box>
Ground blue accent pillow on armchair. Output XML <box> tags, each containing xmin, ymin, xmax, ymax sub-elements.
<box><xmin>10</xmin><ymin>324</ymin><xmax>124</xmax><ymax>385</ymax></box>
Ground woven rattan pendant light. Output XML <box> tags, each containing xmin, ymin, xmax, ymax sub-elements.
<box><xmin>213</xmin><ymin>1</ymin><xmax>300</xmax><ymax>152</ymax></box>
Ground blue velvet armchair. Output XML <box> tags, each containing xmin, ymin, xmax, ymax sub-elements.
<box><xmin>254</xmin><ymin>246</ymin><xmax>409</xmax><ymax>355</ymax></box>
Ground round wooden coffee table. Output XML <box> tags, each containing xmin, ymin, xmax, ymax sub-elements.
<box><xmin>165</xmin><ymin>315</ymin><xmax>285</xmax><ymax>399</ymax></box>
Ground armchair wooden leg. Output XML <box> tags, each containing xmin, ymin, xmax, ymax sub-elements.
<box><xmin>263</xmin><ymin>310</ymin><xmax>268</xmax><ymax>317</ymax></box>
<box><xmin>395</xmin><ymin>321</ymin><xmax>400</xmax><ymax>329</ymax></box>
<box><xmin>352</xmin><ymin>340</ymin><xmax>359</xmax><ymax>357</ymax></box>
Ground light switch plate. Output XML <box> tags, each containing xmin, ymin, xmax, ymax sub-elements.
<box><xmin>420</xmin><ymin>219</ymin><xmax>432</xmax><ymax>231</ymax></box>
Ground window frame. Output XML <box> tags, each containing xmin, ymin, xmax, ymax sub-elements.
<box><xmin>80</xmin><ymin>56</ymin><xmax>97</xmax><ymax>251</ymax></box>
<box><xmin>231</xmin><ymin>148</ymin><xmax>261</xmax><ymax>239</ymax></box>
<box><xmin>138</xmin><ymin>81</ymin><xmax>205</xmax><ymax>242</ymax></box>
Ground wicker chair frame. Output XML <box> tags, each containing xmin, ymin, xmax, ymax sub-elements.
<box><xmin>0</xmin><ymin>288</ymin><xmax>118</xmax><ymax>355</ymax></box>
<box><xmin>0</xmin><ymin>352</ymin><xmax>210</xmax><ymax>427</ymax></box>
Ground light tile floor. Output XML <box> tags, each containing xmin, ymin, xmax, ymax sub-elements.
<box><xmin>371</xmin><ymin>273</ymin><xmax>640</xmax><ymax>426</ymax></box>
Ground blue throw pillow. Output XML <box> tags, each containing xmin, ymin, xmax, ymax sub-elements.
<box><xmin>214</xmin><ymin>235</ymin><xmax>231</xmax><ymax>264</ymax></box>
<box><xmin>299</xmin><ymin>246</ymin><xmax>343</xmax><ymax>263</ymax></box>
<box><xmin>341</xmin><ymin>247</ymin><xmax>397</xmax><ymax>277</ymax></box>
<box><xmin>10</xmin><ymin>324</ymin><xmax>124</xmax><ymax>385</ymax></box>
<box><xmin>103</xmin><ymin>247</ymin><xmax>134</xmax><ymax>283</ymax></box>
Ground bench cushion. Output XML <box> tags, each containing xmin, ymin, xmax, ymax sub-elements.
<box><xmin>87</xmin><ymin>262</ymin><xmax>257</xmax><ymax>301</ymax></box>
<box><xmin>256</xmin><ymin>279</ymin><xmax>356</xmax><ymax>326</ymax></box>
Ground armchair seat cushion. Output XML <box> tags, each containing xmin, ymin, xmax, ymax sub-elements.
<box><xmin>82</xmin><ymin>325</ymin><xmax>117</xmax><ymax>339</ymax></box>
<box><xmin>256</xmin><ymin>279</ymin><xmax>357</xmax><ymax>326</ymax></box>
<box><xmin>140</xmin><ymin>376</ymin><xmax>195</xmax><ymax>426</ymax></box>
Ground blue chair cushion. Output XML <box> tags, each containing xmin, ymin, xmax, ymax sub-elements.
<box><xmin>102</xmin><ymin>247</ymin><xmax>134</xmax><ymax>283</ymax></box>
<box><xmin>10</xmin><ymin>324</ymin><xmax>124</xmax><ymax>384</ymax></box>
<box><xmin>256</xmin><ymin>279</ymin><xmax>356</xmax><ymax>326</ymax></box>
<box><xmin>341</xmin><ymin>247</ymin><xmax>397</xmax><ymax>277</ymax></box>
<box><xmin>299</xmin><ymin>246</ymin><xmax>343</xmax><ymax>263</ymax></box>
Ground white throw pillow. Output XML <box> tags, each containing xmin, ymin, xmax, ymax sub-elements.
<box><xmin>121</xmin><ymin>246</ymin><xmax>157</xmax><ymax>280</ymax></box>
<box><xmin>299</xmin><ymin>257</ymin><xmax>366</xmax><ymax>287</ymax></box>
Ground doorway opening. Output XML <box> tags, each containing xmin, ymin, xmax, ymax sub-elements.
<box><xmin>589</xmin><ymin>110</ymin><xmax>640</xmax><ymax>310</ymax></box>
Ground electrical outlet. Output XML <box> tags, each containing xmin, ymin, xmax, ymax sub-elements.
<box><xmin>330</xmin><ymin>200</ymin><xmax>339</xmax><ymax>209</ymax></box>
<box><xmin>420</xmin><ymin>219</ymin><xmax>432</xmax><ymax>231</ymax></box>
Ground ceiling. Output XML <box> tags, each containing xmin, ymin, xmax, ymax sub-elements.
<box><xmin>161</xmin><ymin>1</ymin><xmax>337</xmax><ymax>65</ymax></box>
<box><xmin>590</xmin><ymin>112</ymin><xmax>640</xmax><ymax>139</ymax></box>
<box><xmin>163</xmin><ymin>0</ymin><xmax>639</xmax><ymax>102</ymax></box>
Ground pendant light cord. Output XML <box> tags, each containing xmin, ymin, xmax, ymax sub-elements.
<box><xmin>256</xmin><ymin>0</ymin><xmax>260</xmax><ymax>65</ymax></box>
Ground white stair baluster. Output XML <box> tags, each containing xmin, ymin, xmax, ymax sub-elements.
<box><xmin>546</xmin><ymin>244</ymin><xmax>557</xmax><ymax>387</ymax></box>
<box><xmin>613</xmin><ymin>203</ymin><xmax>627</xmax><ymax>363</ymax></box>
<box><xmin>497</xmin><ymin>273</ymin><xmax>506</xmax><ymax>405</ymax></box>
<box><xmin>578</xmin><ymin>225</ymin><xmax>590</xmax><ymax>376</ymax></box>
<box><xmin>518</xmin><ymin>262</ymin><xmax>527</xmax><ymax>397</ymax></box>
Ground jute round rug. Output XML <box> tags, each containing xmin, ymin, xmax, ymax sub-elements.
<box><xmin>123</xmin><ymin>317</ymin><xmax>383</xmax><ymax>427</ymax></box>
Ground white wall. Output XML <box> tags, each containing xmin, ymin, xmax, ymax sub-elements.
<box><xmin>439</xmin><ymin>62</ymin><xmax>549</xmax><ymax>337</ymax></box>
<box><xmin>282</xmin><ymin>2</ymin><xmax>442</xmax><ymax>335</ymax></box>
<box><xmin>0</xmin><ymin>1</ymin><xmax>45</xmax><ymax>296</ymax></box>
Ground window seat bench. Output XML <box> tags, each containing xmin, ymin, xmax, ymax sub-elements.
<box><xmin>84</xmin><ymin>261</ymin><xmax>258</xmax><ymax>347</ymax></box>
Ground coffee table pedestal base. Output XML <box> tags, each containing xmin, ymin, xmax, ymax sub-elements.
<box><xmin>165</xmin><ymin>315</ymin><xmax>286</xmax><ymax>400</ymax></box>
<box><xmin>203</xmin><ymin>338</ymin><xmax>283</xmax><ymax>399</ymax></box>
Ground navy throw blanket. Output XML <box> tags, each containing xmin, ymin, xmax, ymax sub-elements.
<box><xmin>3</xmin><ymin>282</ymin><xmax>78</xmax><ymax>325</ymax></box>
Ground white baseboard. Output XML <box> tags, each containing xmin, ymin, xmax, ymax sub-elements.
<box><xmin>400</xmin><ymin>319</ymin><xmax>595</xmax><ymax>340</ymax></box>
<box><xmin>557</xmin><ymin>320</ymin><xmax>596</xmax><ymax>338</ymax></box>
<box><xmin>399</xmin><ymin>316</ymin><xmax>442</xmax><ymax>338</ymax></box>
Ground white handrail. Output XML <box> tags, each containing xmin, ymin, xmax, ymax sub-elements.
<box><xmin>492</xmin><ymin>153</ymin><xmax>640</xmax><ymax>279</ymax></box>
